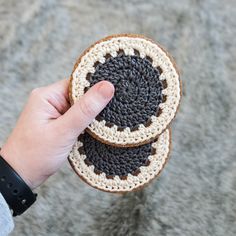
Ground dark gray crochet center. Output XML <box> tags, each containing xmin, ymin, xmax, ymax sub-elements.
<box><xmin>81</xmin><ymin>133</ymin><xmax>154</xmax><ymax>177</ymax></box>
<box><xmin>88</xmin><ymin>54</ymin><xmax>163</xmax><ymax>129</ymax></box>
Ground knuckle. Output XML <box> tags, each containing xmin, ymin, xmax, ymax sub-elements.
<box><xmin>30</xmin><ymin>88</ymin><xmax>41</xmax><ymax>96</ymax></box>
<box><xmin>30</xmin><ymin>87</ymin><xmax>44</xmax><ymax>98</ymax></box>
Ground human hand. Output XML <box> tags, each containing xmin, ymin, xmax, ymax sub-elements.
<box><xmin>0</xmin><ymin>79</ymin><xmax>114</xmax><ymax>189</ymax></box>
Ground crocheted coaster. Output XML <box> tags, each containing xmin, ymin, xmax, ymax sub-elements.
<box><xmin>68</xmin><ymin>129</ymin><xmax>171</xmax><ymax>193</ymax></box>
<box><xmin>70</xmin><ymin>34</ymin><xmax>181</xmax><ymax>147</ymax></box>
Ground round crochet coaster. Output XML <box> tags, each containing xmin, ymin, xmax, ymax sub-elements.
<box><xmin>69</xmin><ymin>34</ymin><xmax>181</xmax><ymax>147</ymax></box>
<box><xmin>68</xmin><ymin>129</ymin><xmax>171</xmax><ymax>193</ymax></box>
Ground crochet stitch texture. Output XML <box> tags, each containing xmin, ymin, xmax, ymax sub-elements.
<box><xmin>69</xmin><ymin>34</ymin><xmax>180</xmax><ymax>192</ymax></box>
<box><xmin>70</xmin><ymin>34</ymin><xmax>181</xmax><ymax>147</ymax></box>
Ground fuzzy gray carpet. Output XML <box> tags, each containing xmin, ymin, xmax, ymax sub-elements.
<box><xmin>0</xmin><ymin>0</ymin><xmax>236</xmax><ymax>235</ymax></box>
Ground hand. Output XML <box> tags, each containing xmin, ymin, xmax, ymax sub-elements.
<box><xmin>0</xmin><ymin>79</ymin><xmax>114</xmax><ymax>189</ymax></box>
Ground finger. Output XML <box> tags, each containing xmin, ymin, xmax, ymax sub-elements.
<box><xmin>56</xmin><ymin>80</ymin><xmax>114</xmax><ymax>137</ymax></box>
<box><xmin>45</xmin><ymin>79</ymin><xmax>70</xmax><ymax>101</ymax></box>
<box><xmin>43</xmin><ymin>79</ymin><xmax>71</xmax><ymax>115</ymax></box>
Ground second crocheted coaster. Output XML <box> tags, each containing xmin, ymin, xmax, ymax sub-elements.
<box><xmin>70</xmin><ymin>34</ymin><xmax>181</xmax><ymax>147</ymax></box>
<box><xmin>68</xmin><ymin>129</ymin><xmax>171</xmax><ymax>192</ymax></box>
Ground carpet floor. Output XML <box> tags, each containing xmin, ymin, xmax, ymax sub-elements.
<box><xmin>0</xmin><ymin>0</ymin><xmax>236</xmax><ymax>235</ymax></box>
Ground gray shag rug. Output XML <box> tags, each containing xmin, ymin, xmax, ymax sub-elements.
<box><xmin>0</xmin><ymin>0</ymin><xmax>236</xmax><ymax>235</ymax></box>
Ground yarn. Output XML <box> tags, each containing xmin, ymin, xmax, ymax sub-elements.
<box><xmin>68</xmin><ymin>129</ymin><xmax>171</xmax><ymax>192</ymax></box>
<box><xmin>70</xmin><ymin>35</ymin><xmax>181</xmax><ymax>146</ymax></box>
<box><xmin>90</xmin><ymin>54</ymin><xmax>163</xmax><ymax>129</ymax></box>
<box><xmin>82</xmin><ymin>132</ymin><xmax>153</xmax><ymax>177</ymax></box>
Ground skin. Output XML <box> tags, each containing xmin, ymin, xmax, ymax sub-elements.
<box><xmin>0</xmin><ymin>79</ymin><xmax>114</xmax><ymax>189</ymax></box>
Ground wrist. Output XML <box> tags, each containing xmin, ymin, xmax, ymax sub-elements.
<box><xmin>0</xmin><ymin>154</ymin><xmax>37</xmax><ymax>216</ymax></box>
<box><xmin>0</xmin><ymin>145</ymin><xmax>35</xmax><ymax>190</ymax></box>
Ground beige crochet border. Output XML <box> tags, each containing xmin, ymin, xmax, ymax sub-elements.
<box><xmin>70</xmin><ymin>34</ymin><xmax>180</xmax><ymax>147</ymax></box>
<box><xmin>68</xmin><ymin>129</ymin><xmax>171</xmax><ymax>193</ymax></box>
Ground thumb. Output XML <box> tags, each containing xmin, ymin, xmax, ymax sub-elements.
<box><xmin>57</xmin><ymin>80</ymin><xmax>114</xmax><ymax>138</ymax></box>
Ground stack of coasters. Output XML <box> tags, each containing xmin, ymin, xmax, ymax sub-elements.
<box><xmin>68</xmin><ymin>34</ymin><xmax>181</xmax><ymax>192</ymax></box>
